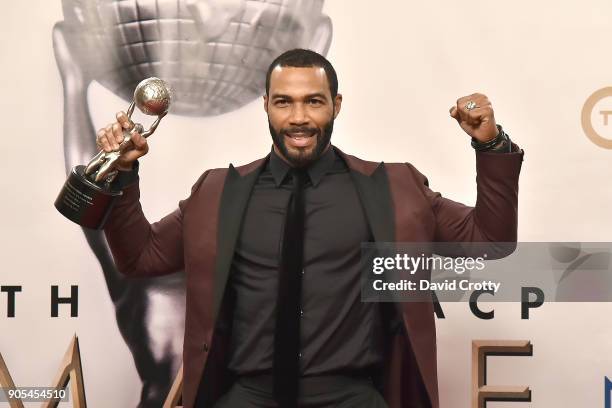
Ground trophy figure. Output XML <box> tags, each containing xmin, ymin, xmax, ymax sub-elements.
<box><xmin>55</xmin><ymin>77</ymin><xmax>171</xmax><ymax>229</ymax></box>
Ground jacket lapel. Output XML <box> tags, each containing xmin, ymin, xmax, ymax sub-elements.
<box><xmin>336</xmin><ymin>147</ymin><xmax>395</xmax><ymax>243</ymax></box>
<box><xmin>212</xmin><ymin>157</ymin><xmax>268</xmax><ymax>321</ymax></box>
<box><xmin>348</xmin><ymin>163</ymin><xmax>395</xmax><ymax>243</ymax></box>
<box><xmin>339</xmin><ymin>147</ymin><xmax>439</xmax><ymax>407</ymax></box>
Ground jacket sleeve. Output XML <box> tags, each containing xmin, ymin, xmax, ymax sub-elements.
<box><xmin>103</xmin><ymin>169</ymin><xmax>211</xmax><ymax>277</ymax></box>
<box><xmin>408</xmin><ymin>145</ymin><xmax>524</xmax><ymax>245</ymax></box>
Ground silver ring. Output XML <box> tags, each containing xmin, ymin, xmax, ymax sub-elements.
<box><xmin>465</xmin><ymin>101</ymin><xmax>478</xmax><ymax>111</ymax></box>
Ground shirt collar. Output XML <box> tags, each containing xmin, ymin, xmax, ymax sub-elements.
<box><xmin>269</xmin><ymin>145</ymin><xmax>337</xmax><ymax>188</ymax></box>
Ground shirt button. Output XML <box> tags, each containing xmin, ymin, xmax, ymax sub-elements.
<box><xmin>203</xmin><ymin>342</ymin><xmax>209</xmax><ymax>352</ymax></box>
<box><xmin>302</xmin><ymin>269</ymin><xmax>305</xmax><ymax>275</ymax></box>
<box><xmin>298</xmin><ymin>352</ymin><xmax>302</xmax><ymax>358</ymax></box>
<box><xmin>300</xmin><ymin>310</ymin><xmax>304</xmax><ymax>317</ymax></box>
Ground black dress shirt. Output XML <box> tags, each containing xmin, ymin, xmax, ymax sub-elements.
<box><xmin>226</xmin><ymin>146</ymin><xmax>387</xmax><ymax>377</ymax></box>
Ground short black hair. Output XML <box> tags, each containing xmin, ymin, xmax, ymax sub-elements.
<box><xmin>265</xmin><ymin>48</ymin><xmax>338</xmax><ymax>99</ymax></box>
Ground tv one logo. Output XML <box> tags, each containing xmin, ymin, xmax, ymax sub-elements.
<box><xmin>582</xmin><ymin>87</ymin><xmax>612</xmax><ymax>149</ymax></box>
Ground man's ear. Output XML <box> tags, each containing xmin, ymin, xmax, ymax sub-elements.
<box><xmin>333</xmin><ymin>93</ymin><xmax>343</xmax><ymax>118</ymax></box>
<box><xmin>263</xmin><ymin>95</ymin><xmax>268</xmax><ymax>113</ymax></box>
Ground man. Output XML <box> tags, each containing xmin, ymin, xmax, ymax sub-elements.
<box><xmin>99</xmin><ymin>49</ymin><xmax>523</xmax><ymax>407</ymax></box>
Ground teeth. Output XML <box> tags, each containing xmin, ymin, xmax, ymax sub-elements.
<box><xmin>288</xmin><ymin>133</ymin><xmax>310</xmax><ymax>138</ymax></box>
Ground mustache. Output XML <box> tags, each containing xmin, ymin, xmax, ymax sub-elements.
<box><xmin>281</xmin><ymin>126</ymin><xmax>320</xmax><ymax>136</ymax></box>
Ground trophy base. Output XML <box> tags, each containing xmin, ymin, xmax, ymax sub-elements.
<box><xmin>54</xmin><ymin>165</ymin><xmax>123</xmax><ymax>230</ymax></box>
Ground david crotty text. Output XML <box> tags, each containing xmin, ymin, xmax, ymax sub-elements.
<box><xmin>372</xmin><ymin>279</ymin><xmax>501</xmax><ymax>293</ymax></box>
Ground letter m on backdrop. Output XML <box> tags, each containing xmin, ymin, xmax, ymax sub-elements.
<box><xmin>0</xmin><ymin>335</ymin><xmax>86</xmax><ymax>407</ymax></box>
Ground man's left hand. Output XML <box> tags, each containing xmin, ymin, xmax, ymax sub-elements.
<box><xmin>449</xmin><ymin>93</ymin><xmax>498</xmax><ymax>143</ymax></box>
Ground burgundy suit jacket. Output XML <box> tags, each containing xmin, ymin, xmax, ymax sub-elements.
<box><xmin>104</xmin><ymin>145</ymin><xmax>524</xmax><ymax>408</ymax></box>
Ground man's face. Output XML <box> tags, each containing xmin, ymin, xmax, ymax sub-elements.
<box><xmin>264</xmin><ymin>66</ymin><xmax>342</xmax><ymax>167</ymax></box>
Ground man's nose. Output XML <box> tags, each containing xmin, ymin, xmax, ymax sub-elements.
<box><xmin>289</xmin><ymin>103</ymin><xmax>309</xmax><ymax>125</ymax></box>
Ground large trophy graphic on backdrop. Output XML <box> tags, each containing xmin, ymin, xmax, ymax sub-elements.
<box><xmin>53</xmin><ymin>0</ymin><xmax>332</xmax><ymax>406</ymax></box>
<box><xmin>55</xmin><ymin>77</ymin><xmax>171</xmax><ymax>229</ymax></box>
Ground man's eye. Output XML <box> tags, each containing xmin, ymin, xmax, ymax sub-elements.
<box><xmin>275</xmin><ymin>100</ymin><xmax>289</xmax><ymax>106</ymax></box>
<box><xmin>308</xmin><ymin>99</ymin><xmax>323</xmax><ymax>105</ymax></box>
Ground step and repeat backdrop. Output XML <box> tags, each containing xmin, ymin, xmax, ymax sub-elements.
<box><xmin>1</xmin><ymin>0</ymin><xmax>611</xmax><ymax>406</ymax></box>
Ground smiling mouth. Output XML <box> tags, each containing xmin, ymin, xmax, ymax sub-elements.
<box><xmin>284</xmin><ymin>130</ymin><xmax>317</xmax><ymax>148</ymax></box>
<box><xmin>285</xmin><ymin>131</ymin><xmax>316</xmax><ymax>139</ymax></box>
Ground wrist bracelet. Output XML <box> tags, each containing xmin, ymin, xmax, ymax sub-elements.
<box><xmin>471</xmin><ymin>125</ymin><xmax>506</xmax><ymax>151</ymax></box>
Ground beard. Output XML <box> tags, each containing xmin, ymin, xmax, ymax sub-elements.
<box><xmin>268</xmin><ymin>114</ymin><xmax>335</xmax><ymax>168</ymax></box>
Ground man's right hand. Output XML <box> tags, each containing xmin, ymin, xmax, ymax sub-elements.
<box><xmin>96</xmin><ymin>111</ymin><xmax>149</xmax><ymax>171</ymax></box>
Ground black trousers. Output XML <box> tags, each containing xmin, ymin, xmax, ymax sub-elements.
<box><xmin>213</xmin><ymin>374</ymin><xmax>389</xmax><ymax>408</ymax></box>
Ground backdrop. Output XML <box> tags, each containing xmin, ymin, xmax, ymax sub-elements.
<box><xmin>1</xmin><ymin>0</ymin><xmax>611</xmax><ymax>407</ymax></box>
